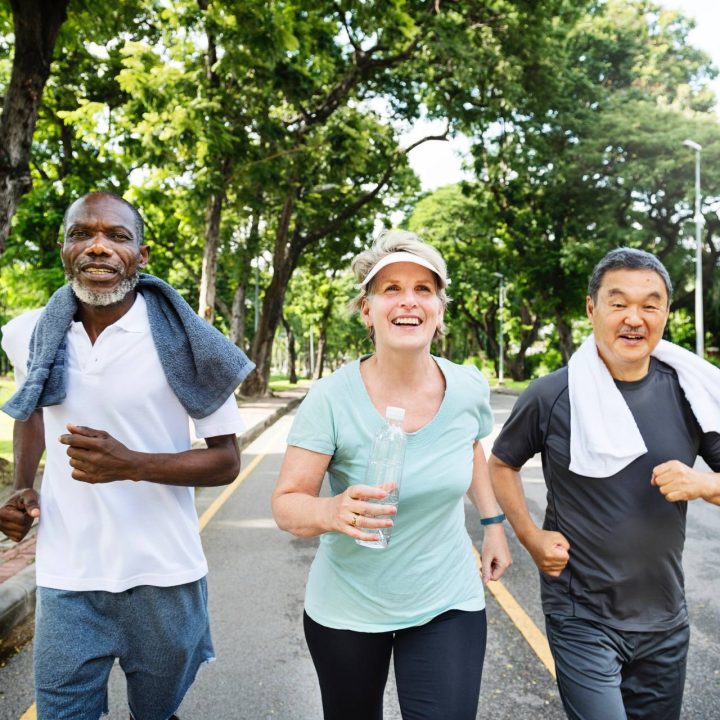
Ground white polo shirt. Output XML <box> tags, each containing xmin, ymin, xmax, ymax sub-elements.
<box><xmin>1</xmin><ymin>293</ymin><xmax>245</xmax><ymax>592</ymax></box>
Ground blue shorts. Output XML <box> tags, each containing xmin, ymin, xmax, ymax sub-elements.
<box><xmin>34</xmin><ymin>578</ymin><xmax>214</xmax><ymax>720</ymax></box>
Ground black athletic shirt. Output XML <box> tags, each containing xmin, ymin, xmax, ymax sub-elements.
<box><xmin>492</xmin><ymin>357</ymin><xmax>720</xmax><ymax>631</ymax></box>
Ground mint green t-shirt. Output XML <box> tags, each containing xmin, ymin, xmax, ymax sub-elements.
<box><xmin>287</xmin><ymin>356</ymin><xmax>493</xmax><ymax>632</ymax></box>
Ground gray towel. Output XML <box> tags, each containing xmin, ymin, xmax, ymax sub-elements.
<box><xmin>2</xmin><ymin>273</ymin><xmax>255</xmax><ymax>421</ymax></box>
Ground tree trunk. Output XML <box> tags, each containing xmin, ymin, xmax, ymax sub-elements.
<box><xmin>505</xmin><ymin>304</ymin><xmax>542</xmax><ymax>381</ymax></box>
<box><xmin>198</xmin><ymin>189</ymin><xmax>225</xmax><ymax>322</ymax></box>
<box><xmin>0</xmin><ymin>0</ymin><xmax>70</xmax><ymax>253</ymax></box>
<box><xmin>230</xmin><ymin>281</ymin><xmax>246</xmax><ymax>346</ymax></box>
<box><xmin>462</xmin><ymin>305</ymin><xmax>496</xmax><ymax>372</ymax></box>
<box><xmin>240</xmin><ymin>265</ymin><xmax>294</xmax><ymax>395</ymax></box>
<box><xmin>196</xmin><ymin>2</ymin><xmax>228</xmax><ymax>322</ymax></box>
<box><xmin>282</xmin><ymin>315</ymin><xmax>298</xmax><ymax>384</ymax></box>
<box><xmin>556</xmin><ymin>314</ymin><xmax>574</xmax><ymax>364</ymax></box>
<box><xmin>240</xmin><ymin>193</ymin><xmax>298</xmax><ymax>396</ymax></box>
<box><xmin>315</xmin><ymin>283</ymin><xmax>336</xmax><ymax>379</ymax></box>
<box><xmin>315</xmin><ymin>333</ymin><xmax>326</xmax><ymax>379</ymax></box>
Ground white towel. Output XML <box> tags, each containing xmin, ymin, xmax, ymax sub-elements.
<box><xmin>568</xmin><ymin>335</ymin><xmax>720</xmax><ymax>477</ymax></box>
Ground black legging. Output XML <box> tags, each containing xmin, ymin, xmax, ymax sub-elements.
<box><xmin>303</xmin><ymin>608</ymin><xmax>487</xmax><ymax>720</ymax></box>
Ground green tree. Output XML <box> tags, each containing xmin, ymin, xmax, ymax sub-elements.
<box><xmin>0</xmin><ymin>1</ymin><xmax>162</xmax><ymax>321</ymax></box>
<box><xmin>0</xmin><ymin>0</ymin><xmax>71</xmax><ymax>253</ymax></box>
<box><xmin>457</xmin><ymin>0</ymin><xmax>720</xmax><ymax>373</ymax></box>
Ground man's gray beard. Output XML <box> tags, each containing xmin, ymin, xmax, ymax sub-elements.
<box><xmin>67</xmin><ymin>273</ymin><xmax>139</xmax><ymax>307</ymax></box>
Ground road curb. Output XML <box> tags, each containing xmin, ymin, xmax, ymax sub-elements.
<box><xmin>0</xmin><ymin>393</ymin><xmax>305</xmax><ymax>646</ymax></box>
<box><xmin>236</xmin><ymin>395</ymin><xmax>304</xmax><ymax>452</ymax></box>
<box><xmin>491</xmin><ymin>387</ymin><xmax>522</xmax><ymax>396</ymax></box>
<box><xmin>0</xmin><ymin>564</ymin><xmax>36</xmax><ymax>644</ymax></box>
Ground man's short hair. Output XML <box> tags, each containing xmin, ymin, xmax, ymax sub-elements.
<box><xmin>588</xmin><ymin>247</ymin><xmax>673</xmax><ymax>304</ymax></box>
<box><xmin>63</xmin><ymin>191</ymin><xmax>144</xmax><ymax>244</ymax></box>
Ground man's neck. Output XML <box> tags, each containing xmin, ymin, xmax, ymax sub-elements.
<box><xmin>606</xmin><ymin>358</ymin><xmax>652</xmax><ymax>382</ymax></box>
<box><xmin>76</xmin><ymin>290</ymin><xmax>137</xmax><ymax>344</ymax></box>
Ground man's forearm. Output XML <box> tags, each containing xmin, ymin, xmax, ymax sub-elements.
<box><xmin>488</xmin><ymin>454</ymin><xmax>540</xmax><ymax>545</ymax></box>
<box><xmin>12</xmin><ymin>409</ymin><xmax>45</xmax><ymax>491</ymax></box>
<box><xmin>62</xmin><ymin>427</ymin><xmax>241</xmax><ymax>486</ymax></box>
<box><xmin>128</xmin><ymin>439</ymin><xmax>241</xmax><ymax>487</ymax></box>
<box><xmin>489</xmin><ymin>453</ymin><xmax>571</xmax><ymax>576</ymax></box>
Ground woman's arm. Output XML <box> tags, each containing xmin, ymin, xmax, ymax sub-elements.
<box><xmin>271</xmin><ymin>445</ymin><xmax>396</xmax><ymax>540</ymax></box>
<box><xmin>467</xmin><ymin>441</ymin><xmax>512</xmax><ymax>582</ymax></box>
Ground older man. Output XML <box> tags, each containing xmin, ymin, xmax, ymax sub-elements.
<box><xmin>0</xmin><ymin>192</ymin><xmax>254</xmax><ymax>720</ymax></box>
<box><xmin>490</xmin><ymin>247</ymin><xmax>720</xmax><ymax>720</ymax></box>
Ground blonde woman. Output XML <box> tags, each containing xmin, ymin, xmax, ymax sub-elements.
<box><xmin>272</xmin><ymin>229</ymin><xmax>511</xmax><ymax>720</ymax></box>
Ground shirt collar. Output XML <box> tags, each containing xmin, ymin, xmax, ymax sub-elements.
<box><xmin>111</xmin><ymin>292</ymin><xmax>148</xmax><ymax>333</ymax></box>
<box><xmin>70</xmin><ymin>291</ymin><xmax>149</xmax><ymax>335</ymax></box>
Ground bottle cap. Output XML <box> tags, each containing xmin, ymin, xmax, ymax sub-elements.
<box><xmin>385</xmin><ymin>406</ymin><xmax>405</xmax><ymax>421</ymax></box>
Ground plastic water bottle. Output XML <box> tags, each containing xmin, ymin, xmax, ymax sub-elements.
<box><xmin>356</xmin><ymin>406</ymin><xmax>406</xmax><ymax>549</ymax></box>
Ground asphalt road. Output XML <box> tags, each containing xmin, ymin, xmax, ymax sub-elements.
<box><xmin>0</xmin><ymin>392</ymin><xmax>718</xmax><ymax>719</ymax></box>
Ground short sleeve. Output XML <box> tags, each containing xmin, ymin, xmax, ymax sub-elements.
<box><xmin>491</xmin><ymin>378</ymin><xmax>548</xmax><ymax>468</ymax></box>
<box><xmin>286</xmin><ymin>380</ymin><xmax>336</xmax><ymax>456</ymax></box>
<box><xmin>0</xmin><ymin>309</ymin><xmax>43</xmax><ymax>388</ymax></box>
<box><xmin>192</xmin><ymin>392</ymin><xmax>246</xmax><ymax>439</ymax></box>
<box><xmin>699</xmin><ymin>431</ymin><xmax>720</xmax><ymax>472</ymax></box>
<box><xmin>462</xmin><ymin>365</ymin><xmax>493</xmax><ymax>440</ymax></box>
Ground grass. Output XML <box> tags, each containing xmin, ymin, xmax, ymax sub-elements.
<box><xmin>0</xmin><ymin>376</ymin><xmax>14</xmax><ymax>463</ymax></box>
<box><xmin>268</xmin><ymin>374</ymin><xmax>312</xmax><ymax>393</ymax></box>
<box><xmin>490</xmin><ymin>378</ymin><xmax>531</xmax><ymax>392</ymax></box>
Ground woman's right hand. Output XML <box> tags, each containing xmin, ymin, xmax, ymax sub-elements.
<box><xmin>328</xmin><ymin>484</ymin><xmax>397</xmax><ymax>541</ymax></box>
<box><xmin>273</xmin><ymin>447</ymin><xmax>397</xmax><ymax>539</ymax></box>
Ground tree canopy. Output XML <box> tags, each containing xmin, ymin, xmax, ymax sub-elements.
<box><xmin>1</xmin><ymin>0</ymin><xmax>718</xmax><ymax>386</ymax></box>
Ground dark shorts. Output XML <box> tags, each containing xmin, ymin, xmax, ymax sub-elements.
<box><xmin>545</xmin><ymin>614</ymin><xmax>690</xmax><ymax>720</ymax></box>
<box><xmin>34</xmin><ymin>578</ymin><xmax>214</xmax><ymax>720</ymax></box>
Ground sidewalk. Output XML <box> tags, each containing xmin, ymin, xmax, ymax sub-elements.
<box><xmin>0</xmin><ymin>386</ymin><xmax>307</xmax><ymax>648</ymax></box>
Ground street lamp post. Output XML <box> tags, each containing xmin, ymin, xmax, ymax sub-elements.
<box><xmin>683</xmin><ymin>139</ymin><xmax>704</xmax><ymax>357</ymax></box>
<box><xmin>492</xmin><ymin>272</ymin><xmax>505</xmax><ymax>385</ymax></box>
<box><xmin>309</xmin><ymin>326</ymin><xmax>315</xmax><ymax>378</ymax></box>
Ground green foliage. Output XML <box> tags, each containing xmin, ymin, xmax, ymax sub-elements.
<box><xmin>283</xmin><ymin>264</ymin><xmax>372</xmax><ymax>373</ymax></box>
<box><xmin>2</xmin><ymin>0</ymin><xmax>719</xmax><ymax>381</ymax></box>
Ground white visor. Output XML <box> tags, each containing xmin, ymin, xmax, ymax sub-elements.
<box><xmin>359</xmin><ymin>251</ymin><xmax>447</xmax><ymax>289</ymax></box>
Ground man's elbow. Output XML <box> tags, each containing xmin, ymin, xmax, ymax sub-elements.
<box><xmin>205</xmin><ymin>435</ymin><xmax>241</xmax><ymax>486</ymax></box>
<box><xmin>219</xmin><ymin>453</ymin><xmax>241</xmax><ymax>485</ymax></box>
<box><xmin>209</xmin><ymin>447</ymin><xmax>240</xmax><ymax>486</ymax></box>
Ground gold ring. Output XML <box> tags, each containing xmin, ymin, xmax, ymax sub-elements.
<box><xmin>350</xmin><ymin>513</ymin><xmax>359</xmax><ymax>527</ymax></box>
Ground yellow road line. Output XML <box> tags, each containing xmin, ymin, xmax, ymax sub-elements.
<box><xmin>17</xmin><ymin>453</ymin><xmax>267</xmax><ymax>720</ymax></box>
<box><xmin>473</xmin><ymin>546</ymin><xmax>556</xmax><ymax>679</ymax></box>
<box><xmin>198</xmin><ymin>453</ymin><xmax>266</xmax><ymax>532</ymax></box>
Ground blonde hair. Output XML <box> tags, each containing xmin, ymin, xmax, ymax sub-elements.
<box><xmin>349</xmin><ymin>229</ymin><xmax>449</xmax><ymax>340</ymax></box>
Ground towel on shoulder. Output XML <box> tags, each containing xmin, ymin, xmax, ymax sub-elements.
<box><xmin>2</xmin><ymin>273</ymin><xmax>255</xmax><ymax>421</ymax></box>
<box><xmin>568</xmin><ymin>335</ymin><xmax>720</xmax><ymax>477</ymax></box>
